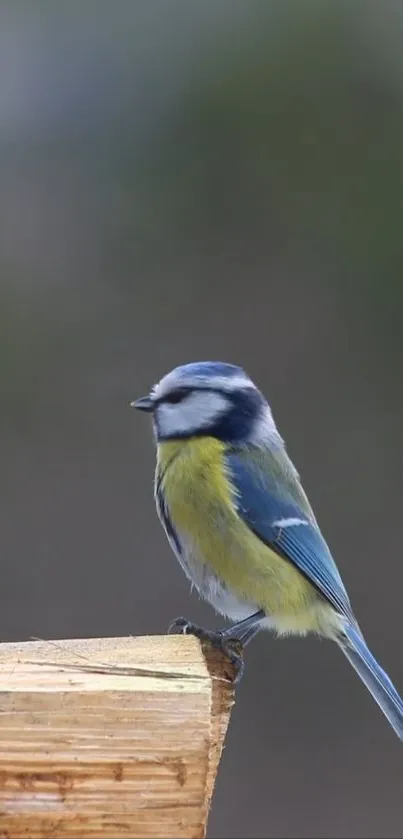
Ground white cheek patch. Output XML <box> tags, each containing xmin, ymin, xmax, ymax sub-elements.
<box><xmin>157</xmin><ymin>391</ymin><xmax>230</xmax><ymax>437</ymax></box>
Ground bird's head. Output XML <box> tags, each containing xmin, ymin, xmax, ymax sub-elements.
<box><xmin>132</xmin><ymin>361</ymin><xmax>280</xmax><ymax>445</ymax></box>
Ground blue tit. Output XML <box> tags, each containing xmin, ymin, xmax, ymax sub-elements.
<box><xmin>133</xmin><ymin>361</ymin><xmax>403</xmax><ymax>739</ymax></box>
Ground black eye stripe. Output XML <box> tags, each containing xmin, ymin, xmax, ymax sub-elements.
<box><xmin>157</xmin><ymin>385</ymin><xmax>239</xmax><ymax>406</ymax></box>
<box><xmin>162</xmin><ymin>388</ymin><xmax>188</xmax><ymax>405</ymax></box>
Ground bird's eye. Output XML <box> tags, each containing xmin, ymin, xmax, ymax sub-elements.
<box><xmin>164</xmin><ymin>389</ymin><xmax>187</xmax><ymax>405</ymax></box>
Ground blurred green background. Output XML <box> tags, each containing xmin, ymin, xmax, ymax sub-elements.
<box><xmin>1</xmin><ymin>2</ymin><xmax>403</xmax><ymax>836</ymax></box>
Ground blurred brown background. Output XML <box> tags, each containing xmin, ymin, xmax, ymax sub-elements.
<box><xmin>1</xmin><ymin>2</ymin><xmax>403</xmax><ymax>836</ymax></box>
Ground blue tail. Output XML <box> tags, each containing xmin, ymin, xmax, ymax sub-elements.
<box><xmin>338</xmin><ymin>623</ymin><xmax>403</xmax><ymax>740</ymax></box>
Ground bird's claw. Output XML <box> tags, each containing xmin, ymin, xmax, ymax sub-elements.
<box><xmin>167</xmin><ymin>616</ymin><xmax>244</xmax><ymax>683</ymax></box>
<box><xmin>167</xmin><ymin>616</ymin><xmax>194</xmax><ymax>635</ymax></box>
<box><xmin>216</xmin><ymin>636</ymin><xmax>244</xmax><ymax>683</ymax></box>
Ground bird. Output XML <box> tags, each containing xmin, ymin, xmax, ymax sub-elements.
<box><xmin>132</xmin><ymin>360</ymin><xmax>403</xmax><ymax>739</ymax></box>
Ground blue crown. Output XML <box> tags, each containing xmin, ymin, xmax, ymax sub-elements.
<box><xmin>174</xmin><ymin>361</ymin><xmax>245</xmax><ymax>381</ymax></box>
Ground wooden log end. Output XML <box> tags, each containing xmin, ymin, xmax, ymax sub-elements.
<box><xmin>0</xmin><ymin>634</ymin><xmax>236</xmax><ymax>838</ymax></box>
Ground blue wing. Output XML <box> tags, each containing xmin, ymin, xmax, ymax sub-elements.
<box><xmin>226</xmin><ymin>450</ymin><xmax>354</xmax><ymax>621</ymax></box>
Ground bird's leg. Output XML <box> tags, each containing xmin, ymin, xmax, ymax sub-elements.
<box><xmin>219</xmin><ymin>610</ymin><xmax>265</xmax><ymax>645</ymax></box>
<box><xmin>168</xmin><ymin>610</ymin><xmax>265</xmax><ymax>683</ymax></box>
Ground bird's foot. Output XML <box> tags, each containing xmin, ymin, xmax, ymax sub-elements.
<box><xmin>168</xmin><ymin>616</ymin><xmax>244</xmax><ymax>683</ymax></box>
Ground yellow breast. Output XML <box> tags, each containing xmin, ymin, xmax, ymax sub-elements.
<box><xmin>156</xmin><ymin>437</ymin><xmax>335</xmax><ymax>636</ymax></box>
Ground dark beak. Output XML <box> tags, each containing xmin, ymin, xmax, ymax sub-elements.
<box><xmin>130</xmin><ymin>395</ymin><xmax>154</xmax><ymax>412</ymax></box>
